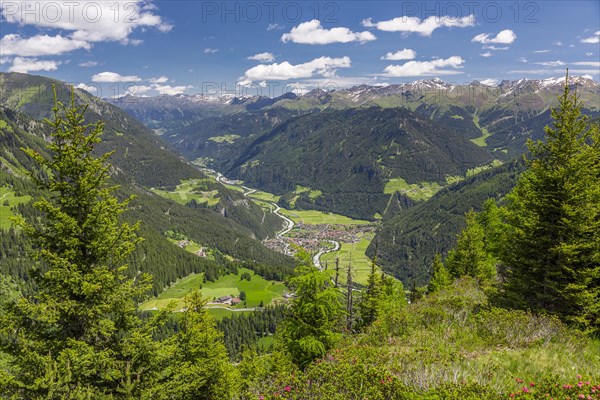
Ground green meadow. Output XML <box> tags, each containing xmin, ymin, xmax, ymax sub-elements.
<box><xmin>0</xmin><ymin>187</ymin><xmax>31</xmax><ymax>229</ymax></box>
<box><xmin>151</xmin><ymin>179</ymin><xmax>220</xmax><ymax>206</ymax></box>
<box><xmin>321</xmin><ymin>233</ymin><xmax>376</xmax><ymax>286</ymax></box>
<box><xmin>139</xmin><ymin>268</ymin><xmax>286</xmax><ymax>312</ymax></box>
<box><xmin>384</xmin><ymin>178</ymin><xmax>443</xmax><ymax>201</ymax></box>
<box><xmin>280</xmin><ymin>209</ymin><xmax>370</xmax><ymax>225</ymax></box>
<box><xmin>470</xmin><ymin>112</ymin><xmax>493</xmax><ymax>147</ymax></box>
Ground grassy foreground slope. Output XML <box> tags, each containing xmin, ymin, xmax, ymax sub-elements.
<box><xmin>247</xmin><ymin>278</ymin><xmax>600</xmax><ymax>399</ymax></box>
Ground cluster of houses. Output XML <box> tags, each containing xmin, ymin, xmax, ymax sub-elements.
<box><xmin>263</xmin><ymin>221</ymin><xmax>375</xmax><ymax>256</ymax></box>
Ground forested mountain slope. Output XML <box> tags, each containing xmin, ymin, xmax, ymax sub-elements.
<box><xmin>0</xmin><ymin>73</ymin><xmax>294</xmax><ymax>295</ymax></box>
<box><xmin>370</xmin><ymin>160</ymin><xmax>523</xmax><ymax>285</ymax></box>
<box><xmin>224</xmin><ymin>107</ymin><xmax>493</xmax><ymax>220</ymax></box>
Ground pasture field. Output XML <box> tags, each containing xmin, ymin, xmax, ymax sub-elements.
<box><xmin>321</xmin><ymin>232</ymin><xmax>376</xmax><ymax>286</ymax></box>
<box><xmin>208</xmin><ymin>134</ymin><xmax>240</xmax><ymax>144</ymax></box>
<box><xmin>0</xmin><ymin>187</ymin><xmax>31</xmax><ymax>229</ymax></box>
<box><xmin>139</xmin><ymin>268</ymin><xmax>286</xmax><ymax>312</ymax></box>
<box><xmin>470</xmin><ymin>112</ymin><xmax>492</xmax><ymax>147</ymax></box>
<box><xmin>466</xmin><ymin>159</ymin><xmax>503</xmax><ymax>177</ymax></box>
<box><xmin>384</xmin><ymin>178</ymin><xmax>443</xmax><ymax>201</ymax></box>
<box><xmin>247</xmin><ymin>190</ymin><xmax>280</xmax><ymax>203</ymax></box>
<box><xmin>280</xmin><ymin>209</ymin><xmax>370</xmax><ymax>225</ymax></box>
<box><xmin>151</xmin><ymin>179</ymin><xmax>220</xmax><ymax>206</ymax></box>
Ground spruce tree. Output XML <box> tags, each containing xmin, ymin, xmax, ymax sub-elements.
<box><xmin>357</xmin><ymin>256</ymin><xmax>382</xmax><ymax>330</ymax></box>
<box><xmin>0</xmin><ymin>89</ymin><xmax>156</xmax><ymax>398</ymax></box>
<box><xmin>0</xmin><ymin>90</ymin><xmax>238</xmax><ymax>397</ymax></box>
<box><xmin>280</xmin><ymin>253</ymin><xmax>342</xmax><ymax>368</ymax></box>
<box><xmin>146</xmin><ymin>291</ymin><xmax>238</xmax><ymax>399</ymax></box>
<box><xmin>502</xmin><ymin>73</ymin><xmax>600</xmax><ymax>333</ymax></box>
<box><xmin>446</xmin><ymin>210</ymin><xmax>496</xmax><ymax>281</ymax></box>
<box><xmin>428</xmin><ymin>253</ymin><xmax>451</xmax><ymax>293</ymax></box>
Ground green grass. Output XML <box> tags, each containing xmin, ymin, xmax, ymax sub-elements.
<box><xmin>151</xmin><ymin>179</ymin><xmax>220</xmax><ymax>206</ymax></box>
<box><xmin>466</xmin><ymin>159</ymin><xmax>503</xmax><ymax>177</ymax></box>
<box><xmin>321</xmin><ymin>233</ymin><xmax>376</xmax><ymax>285</ymax></box>
<box><xmin>384</xmin><ymin>178</ymin><xmax>443</xmax><ymax>201</ymax></box>
<box><xmin>0</xmin><ymin>187</ymin><xmax>31</xmax><ymax>229</ymax></box>
<box><xmin>0</xmin><ymin>119</ymin><xmax>14</xmax><ymax>133</ymax></box>
<box><xmin>470</xmin><ymin>112</ymin><xmax>492</xmax><ymax>147</ymax></box>
<box><xmin>208</xmin><ymin>134</ymin><xmax>241</xmax><ymax>144</ymax></box>
<box><xmin>445</xmin><ymin>175</ymin><xmax>464</xmax><ymax>185</ymax></box>
<box><xmin>247</xmin><ymin>190</ymin><xmax>281</xmax><ymax>203</ymax></box>
<box><xmin>294</xmin><ymin>185</ymin><xmax>323</xmax><ymax>200</ymax></box>
<box><xmin>207</xmin><ymin>308</ymin><xmax>254</xmax><ymax>320</ymax></box>
<box><xmin>139</xmin><ymin>268</ymin><xmax>286</xmax><ymax>311</ymax></box>
<box><xmin>280</xmin><ymin>209</ymin><xmax>370</xmax><ymax>225</ymax></box>
<box><xmin>256</xmin><ymin>335</ymin><xmax>275</xmax><ymax>351</ymax></box>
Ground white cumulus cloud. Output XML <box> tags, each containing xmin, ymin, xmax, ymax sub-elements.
<box><xmin>282</xmin><ymin>20</ymin><xmax>376</xmax><ymax>44</ymax></box>
<box><xmin>581</xmin><ymin>31</ymin><xmax>600</xmax><ymax>44</ymax></box>
<box><xmin>151</xmin><ymin>84</ymin><xmax>193</xmax><ymax>95</ymax></box>
<box><xmin>0</xmin><ymin>1</ymin><xmax>171</xmax><ymax>49</ymax></box>
<box><xmin>243</xmin><ymin>56</ymin><xmax>351</xmax><ymax>81</ymax></box>
<box><xmin>472</xmin><ymin>29</ymin><xmax>517</xmax><ymax>44</ymax></box>
<box><xmin>267</xmin><ymin>23</ymin><xmax>284</xmax><ymax>31</ymax></box>
<box><xmin>149</xmin><ymin>76</ymin><xmax>169</xmax><ymax>83</ymax></box>
<box><xmin>362</xmin><ymin>15</ymin><xmax>474</xmax><ymax>37</ymax></box>
<box><xmin>480</xmin><ymin>52</ymin><xmax>493</xmax><ymax>58</ymax></box>
<box><xmin>381</xmin><ymin>49</ymin><xmax>416</xmax><ymax>60</ymax></box>
<box><xmin>75</xmin><ymin>83</ymin><xmax>98</xmax><ymax>93</ymax></box>
<box><xmin>8</xmin><ymin>57</ymin><xmax>60</xmax><ymax>73</ymax></box>
<box><xmin>382</xmin><ymin>56</ymin><xmax>465</xmax><ymax>77</ymax></box>
<box><xmin>92</xmin><ymin>71</ymin><xmax>141</xmax><ymax>83</ymax></box>
<box><xmin>204</xmin><ymin>48</ymin><xmax>219</xmax><ymax>54</ymax></box>
<box><xmin>572</xmin><ymin>61</ymin><xmax>600</xmax><ymax>67</ymax></box>
<box><xmin>483</xmin><ymin>45</ymin><xmax>509</xmax><ymax>51</ymax></box>
<box><xmin>0</xmin><ymin>34</ymin><xmax>91</xmax><ymax>57</ymax></box>
<box><xmin>248</xmin><ymin>52</ymin><xmax>275</xmax><ymax>63</ymax></box>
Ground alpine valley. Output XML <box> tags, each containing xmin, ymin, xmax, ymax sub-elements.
<box><xmin>1</xmin><ymin>71</ymin><xmax>599</xmax><ymax>399</ymax></box>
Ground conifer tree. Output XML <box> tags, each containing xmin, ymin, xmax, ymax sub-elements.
<box><xmin>502</xmin><ymin>73</ymin><xmax>600</xmax><ymax>333</ymax></box>
<box><xmin>0</xmin><ymin>89</ymin><xmax>156</xmax><ymax>398</ymax></box>
<box><xmin>280</xmin><ymin>252</ymin><xmax>343</xmax><ymax>368</ymax></box>
<box><xmin>477</xmin><ymin>198</ymin><xmax>505</xmax><ymax>259</ymax></box>
<box><xmin>146</xmin><ymin>291</ymin><xmax>238</xmax><ymax>399</ymax></box>
<box><xmin>0</xmin><ymin>89</ymin><xmax>239</xmax><ymax>397</ymax></box>
<box><xmin>428</xmin><ymin>253</ymin><xmax>451</xmax><ymax>293</ymax></box>
<box><xmin>358</xmin><ymin>256</ymin><xmax>382</xmax><ymax>329</ymax></box>
<box><xmin>446</xmin><ymin>210</ymin><xmax>496</xmax><ymax>282</ymax></box>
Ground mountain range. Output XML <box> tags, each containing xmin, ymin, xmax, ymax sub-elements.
<box><xmin>3</xmin><ymin>72</ymin><xmax>599</xmax><ymax>287</ymax></box>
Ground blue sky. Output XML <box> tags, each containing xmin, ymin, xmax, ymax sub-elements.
<box><xmin>1</xmin><ymin>1</ymin><xmax>599</xmax><ymax>98</ymax></box>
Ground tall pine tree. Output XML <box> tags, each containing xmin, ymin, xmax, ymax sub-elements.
<box><xmin>428</xmin><ymin>254</ymin><xmax>451</xmax><ymax>293</ymax></box>
<box><xmin>502</xmin><ymin>73</ymin><xmax>600</xmax><ymax>333</ymax></box>
<box><xmin>0</xmin><ymin>89</ymin><xmax>154</xmax><ymax>398</ymax></box>
<box><xmin>0</xmin><ymin>89</ymin><xmax>238</xmax><ymax>397</ymax></box>
<box><xmin>446</xmin><ymin>210</ymin><xmax>496</xmax><ymax>282</ymax></box>
<box><xmin>280</xmin><ymin>252</ymin><xmax>343</xmax><ymax>369</ymax></box>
